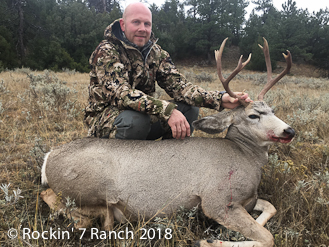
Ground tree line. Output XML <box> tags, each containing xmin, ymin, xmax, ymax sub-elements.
<box><xmin>1</xmin><ymin>0</ymin><xmax>329</xmax><ymax>75</ymax></box>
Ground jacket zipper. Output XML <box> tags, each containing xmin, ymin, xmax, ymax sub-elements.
<box><xmin>129</xmin><ymin>38</ymin><xmax>159</xmax><ymax>89</ymax></box>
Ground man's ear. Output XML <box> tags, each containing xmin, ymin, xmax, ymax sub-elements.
<box><xmin>119</xmin><ymin>18</ymin><xmax>125</xmax><ymax>32</ymax></box>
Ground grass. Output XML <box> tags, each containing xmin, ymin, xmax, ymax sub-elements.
<box><xmin>0</xmin><ymin>65</ymin><xmax>328</xmax><ymax>246</ymax></box>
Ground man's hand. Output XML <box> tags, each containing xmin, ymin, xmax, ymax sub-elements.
<box><xmin>168</xmin><ymin>109</ymin><xmax>190</xmax><ymax>140</ymax></box>
<box><xmin>221</xmin><ymin>92</ymin><xmax>252</xmax><ymax>109</ymax></box>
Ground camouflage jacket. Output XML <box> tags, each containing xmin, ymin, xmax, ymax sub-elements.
<box><xmin>85</xmin><ymin>19</ymin><xmax>224</xmax><ymax>138</ymax></box>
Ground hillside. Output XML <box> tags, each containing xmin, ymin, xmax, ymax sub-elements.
<box><xmin>176</xmin><ymin>46</ymin><xmax>326</xmax><ymax>78</ymax></box>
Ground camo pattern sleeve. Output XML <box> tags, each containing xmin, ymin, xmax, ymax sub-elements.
<box><xmin>88</xmin><ymin>41</ymin><xmax>177</xmax><ymax>122</ymax></box>
<box><xmin>156</xmin><ymin>50</ymin><xmax>224</xmax><ymax>111</ymax></box>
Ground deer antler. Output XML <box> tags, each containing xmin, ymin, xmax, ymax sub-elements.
<box><xmin>215</xmin><ymin>38</ymin><xmax>252</xmax><ymax>107</ymax></box>
<box><xmin>257</xmin><ymin>37</ymin><xmax>292</xmax><ymax>101</ymax></box>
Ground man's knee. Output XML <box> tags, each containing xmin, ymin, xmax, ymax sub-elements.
<box><xmin>176</xmin><ymin>102</ymin><xmax>199</xmax><ymax>120</ymax></box>
<box><xmin>113</xmin><ymin>110</ymin><xmax>151</xmax><ymax>139</ymax></box>
<box><xmin>186</xmin><ymin>105</ymin><xmax>199</xmax><ymax>122</ymax></box>
<box><xmin>112</xmin><ymin>104</ymin><xmax>199</xmax><ymax>140</ymax></box>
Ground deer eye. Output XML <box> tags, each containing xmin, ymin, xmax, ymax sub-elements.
<box><xmin>248</xmin><ymin>114</ymin><xmax>260</xmax><ymax>119</ymax></box>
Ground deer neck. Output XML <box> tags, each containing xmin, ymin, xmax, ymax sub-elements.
<box><xmin>225</xmin><ymin>125</ymin><xmax>269</xmax><ymax>166</ymax></box>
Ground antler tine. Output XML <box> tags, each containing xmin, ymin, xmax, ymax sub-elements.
<box><xmin>215</xmin><ymin>38</ymin><xmax>252</xmax><ymax>101</ymax></box>
<box><xmin>258</xmin><ymin>38</ymin><xmax>272</xmax><ymax>84</ymax></box>
<box><xmin>257</xmin><ymin>37</ymin><xmax>292</xmax><ymax>101</ymax></box>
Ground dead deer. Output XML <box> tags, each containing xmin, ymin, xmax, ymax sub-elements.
<box><xmin>41</xmin><ymin>37</ymin><xmax>294</xmax><ymax>247</ymax></box>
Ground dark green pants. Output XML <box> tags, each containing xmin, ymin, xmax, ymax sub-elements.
<box><xmin>113</xmin><ymin>102</ymin><xmax>199</xmax><ymax>140</ymax></box>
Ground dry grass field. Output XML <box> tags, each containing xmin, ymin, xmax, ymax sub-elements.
<box><xmin>0</xmin><ymin>64</ymin><xmax>328</xmax><ymax>246</ymax></box>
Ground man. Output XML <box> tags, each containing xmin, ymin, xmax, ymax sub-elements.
<box><xmin>84</xmin><ymin>2</ymin><xmax>251</xmax><ymax>140</ymax></box>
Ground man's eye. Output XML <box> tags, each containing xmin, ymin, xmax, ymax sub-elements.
<box><xmin>249</xmin><ymin>115</ymin><xmax>260</xmax><ymax>119</ymax></box>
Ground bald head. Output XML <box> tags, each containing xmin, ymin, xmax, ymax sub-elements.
<box><xmin>123</xmin><ymin>2</ymin><xmax>152</xmax><ymax>21</ymax></box>
<box><xmin>120</xmin><ymin>2</ymin><xmax>152</xmax><ymax>47</ymax></box>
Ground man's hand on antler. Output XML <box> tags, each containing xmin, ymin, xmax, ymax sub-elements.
<box><xmin>221</xmin><ymin>92</ymin><xmax>253</xmax><ymax>109</ymax></box>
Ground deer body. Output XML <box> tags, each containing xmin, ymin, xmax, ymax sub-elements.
<box><xmin>44</xmin><ymin>134</ymin><xmax>263</xmax><ymax>219</ymax></box>
<box><xmin>42</xmin><ymin>102</ymin><xmax>294</xmax><ymax>247</ymax></box>
<box><xmin>41</xmin><ymin>38</ymin><xmax>295</xmax><ymax>247</ymax></box>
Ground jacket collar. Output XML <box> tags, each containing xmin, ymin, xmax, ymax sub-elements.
<box><xmin>104</xmin><ymin>19</ymin><xmax>156</xmax><ymax>56</ymax></box>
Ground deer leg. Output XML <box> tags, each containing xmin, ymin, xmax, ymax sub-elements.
<box><xmin>71</xmin><ymin>209</ymin><xmax>93</xmax><ymax>229</ymax></box>
<box><xmin>41</xmin><ymin>189</ymin><xmax>115</xmax><ymax>230</ymax></box>
<box><xmin>103</xmin><ymin>206</ymin><xmax>115</xmax><ymax>230</ymax></box>
<box><xmin>197</xmin><ymin>203</ymin><xmax>274</xmax><ymax>247</ymax></box>
<box><xmin>253</xmin><ymin>199</ymin><xmax>277</xmax><ymax>226</ymax></box>
<box><xmin>72</xmin><ymin>205</ymin><xmax>115</xmax><ymax>230</ymax></box>
<box><xmin>40</xmin><ymin>188</ymin><xmax>64</xmax><ymax>210</ymax></box>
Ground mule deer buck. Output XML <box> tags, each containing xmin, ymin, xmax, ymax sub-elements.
<box><xmin>41</xmin><ymin>38</ymin><xmax>294</xmax><ymax>247</ymax></box>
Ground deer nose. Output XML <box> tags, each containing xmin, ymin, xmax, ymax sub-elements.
<box><xmin>284</xmin><ymin>127</ymin><xmax>295</xmax><ymax>137</ymax></box>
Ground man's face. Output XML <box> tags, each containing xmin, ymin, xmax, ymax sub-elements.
<box><xmin>120</xmin><ymin>5</ymin><xmax>152</xmax><ymax>48</ymax></box>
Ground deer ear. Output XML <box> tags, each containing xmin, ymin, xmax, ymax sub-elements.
<box><xmin>192</xmin><ymin>111</ymin><xmax>234</xmax><ymax>134</ymax></box>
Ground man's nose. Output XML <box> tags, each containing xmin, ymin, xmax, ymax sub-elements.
<box><xmin>138</xmin><ymin>23</ymin><xmax>147</xmax><ymax>32</ymax></box>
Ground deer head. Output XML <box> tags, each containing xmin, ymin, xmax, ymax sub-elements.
<box><xmin>193</xmin><ymin>38</ymin><xmax>295</xmax><ymax>146</ymax></box>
